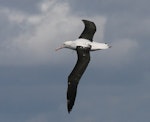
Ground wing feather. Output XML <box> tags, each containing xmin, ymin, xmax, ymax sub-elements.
<box><xmin>79</xmin><ymin>20</ymin><xmax>96</xmax><ymax>41</ymax></box>
<box><xmin>67</xmin><ymin>46</ymin><xmax>90</xmax><ymax>113</ymax></box>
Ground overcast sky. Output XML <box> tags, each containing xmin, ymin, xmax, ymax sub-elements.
<box><xmin>0</xmin><ymin>0</ymin><xmax>150</xmax><ymax>122</ymax></box>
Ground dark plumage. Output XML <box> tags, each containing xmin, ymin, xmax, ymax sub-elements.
<box><xmin>79</xmin><ymin>20</ymin><xmax>96</xmax><ymax>41</ymax></box>
<box><xmin>67</xmin><ymin>46</ymin><xmax>90</xmax><ymax>113</ymax></box>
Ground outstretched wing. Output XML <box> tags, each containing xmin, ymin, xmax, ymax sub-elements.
<box><xmin>79</xmin><ymin>20</ymin><xmax>96</xmax><ymax>42</ymax></box>
<box><xmin>67</xmin><ymin>46</ymin><xmax>90</xmax><ymax>113</ymax></box>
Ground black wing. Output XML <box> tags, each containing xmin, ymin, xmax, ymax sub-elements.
<box><xmin>79</xmin><ymin>20</ymin><xmax>96</xmax><ymax>42</ymax></box>
<box><xmin>67</xmin><ymin>46</ymin><xmax>90</xmax><ymax>113</ymax></box>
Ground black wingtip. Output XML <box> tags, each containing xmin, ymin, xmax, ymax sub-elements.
<box><xmin>82</xmin><ymin>19</ymin><xmax>94</xmax><ymax>23</ymax></box>
<box><xmin>67</xmin><ymin>99</ymin><xmax>73</xmax><ymax>113</ymax></box>
<box><xmin>67</xmin><ymin>105</ymin><xmax>72</xmax><ymax>113</ymax></box>
<box><xmin>68</xmin><ymin>109</ymin><xmax>71</xmax><ymax>114</ymax></box>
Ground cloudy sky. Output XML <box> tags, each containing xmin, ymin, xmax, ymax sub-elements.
<box><xmin>0</xmin><ymin>0</ymin><xmax>150</xmax><ymax>121</ymax></box>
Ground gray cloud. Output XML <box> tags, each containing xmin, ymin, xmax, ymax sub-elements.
<box><xmin>0</xmin><ymin>0</ymin><xmax>107</xmax><ymax>66</ymax></box>
<box><xmin>69</xmin><ymin>0</ymin><xmax>150</xmax><ymax>16</ymax></box>
<box><xmin>0</xmin><ymin>0</ymin><xmax>41</xmax><ymax>14</ymax></box>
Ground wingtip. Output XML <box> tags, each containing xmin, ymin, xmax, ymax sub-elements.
<box><xmin>68</xmin><ymin>109</ymin><xmax>71</xmax><ymax>114</ymax></box>
<box><xmin>82</xmin><ymin>19</ymin><xmax>86</xmax><ymax>22</ymax></box>
<box><xmin>67</xmin><ymin>107</ymin><xmax>72</xmax><ymax>114</ymax></box>
<box><xmin>82</xmin><ymin>19</ymin><xmax>94</xmax><ymax>23</ymax></box>
<box><xmin>67</xmin><ymin>102</ymin><xmax>72</xmax><ymax>113</ymax></box>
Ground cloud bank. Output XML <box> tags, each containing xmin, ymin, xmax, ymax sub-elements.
<box><xmin>0</xmin><ymin>0</ymin><xmax>138</xmax><ymax>67</ymax></box>
<box><xmin>0</xmin><ymin>0</ymin><xmax>106</xmax><ymax>66</ymax></box>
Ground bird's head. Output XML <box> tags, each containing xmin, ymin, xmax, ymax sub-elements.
<box><xmin>55</xmin><ymin>41</ymin><xmax>76</xmax><ymax>51</ymax></box>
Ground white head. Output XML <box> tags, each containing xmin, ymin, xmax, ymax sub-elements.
<box><xmin>55</xmin><ymin>41</ymin><xmax>76</xmax><ymax>51</ymax></box>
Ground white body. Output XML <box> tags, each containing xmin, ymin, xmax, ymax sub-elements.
<box><xmin>62</xmin><ymin>39</ymin><xmax>110</xmax><ymax>51</ymax></box>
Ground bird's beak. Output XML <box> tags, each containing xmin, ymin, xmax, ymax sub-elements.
<box><xmin>55</xmin><ymin>45</ymin><xmax>65</xmax><ymax>51</ymax></box>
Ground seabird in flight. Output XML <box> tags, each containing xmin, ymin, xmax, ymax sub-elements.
<box><xmin>56</xmin><ymin>20</ymin><xmax>111</xmax><ymax>113</ymax></box>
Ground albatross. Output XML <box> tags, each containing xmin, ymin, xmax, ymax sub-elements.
<box><xmin>56</xmin><ymin>20</ymin><xmax>111</xmax><ymax>113</ymax></box>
